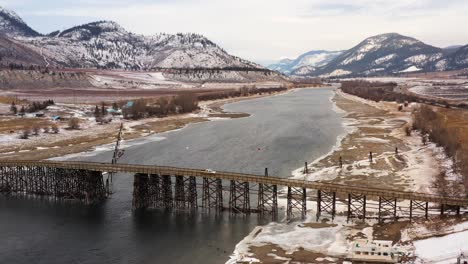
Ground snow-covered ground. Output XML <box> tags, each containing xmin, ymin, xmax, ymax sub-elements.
<box><xmin>227</xmin><ymin>216</ymin><xmax>363</xmax><ymax>264</ymax></box>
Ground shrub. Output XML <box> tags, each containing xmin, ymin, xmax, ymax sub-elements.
<box><xmin>404</xmin><ymin>125</ymin><xmax>411</xmax><ymax>136</ymax></box>
<box><xmin>51</xmin><ymin>124</ymin><xmax>59</xmax><ymax>134</ymax></box>
<box><xmin>68</xmin><ymin>118</ymin><xmax>80</xmax><ymax>130</ymax></box>
<box><xmin>32</xmin><ymin>125</ymin><xmax>40</xmax><ymax>136</ymax></box>
<box><xmin>19</xmin><ymin>129</ymin><xmax>31</xmax><ymax>139</ymax></box>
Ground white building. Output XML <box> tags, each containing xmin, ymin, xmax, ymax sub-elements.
<box><xmin>350</xmin><ymin>239</ymin><xmax>403</xmax><ymax>263</ymax></box>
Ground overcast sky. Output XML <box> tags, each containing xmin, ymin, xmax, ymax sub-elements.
<box><xmin>2</xmin><ymin>0</ymin><xmax>468</xmax><ymax>65</ymax></box>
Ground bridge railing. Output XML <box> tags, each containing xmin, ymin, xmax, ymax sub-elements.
<box><xmin>1</xmin><ymin>160</ymin><xmax>468</xmax><ymax>206</ymax></box>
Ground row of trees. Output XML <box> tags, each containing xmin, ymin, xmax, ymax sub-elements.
<box><xmin>122</xmin><ymin>94</ymin><xmax>199</xmax><ymax>120</ymax></box>
<box><xmin>412</xmin><ymin>105</ymin><xmax>468</xmax><ymax>195</ymax></box>
<box><xmin>197</xmin><ymin>86</ymin><xmax>287</xmax><ymax>101</ymax></box>
<box><xmin>341</xmin><ymin>80</ymin><xmax>401</xmax><ymax>102</ymax></box>
<box><xmin>341</xmin><ymin>80</ymin><xmax>468</xmax><ymax>108</ymax></box>
<box><xmin>19</xmin><ymin>124</ymin><xmax>60</xmax><ymax>139</ymax></box>
<box><xmin>19</xmin><ymin>118</ymin><xmax>81</xmax><ymax>140</ymax></box>
<box><xmin>10</xmin><ymin>100</ymin><xmax>55</xmax><ymax>114</ymax></box>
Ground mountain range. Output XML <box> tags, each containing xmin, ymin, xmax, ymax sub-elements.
<box><xmin>1</xmin><ymin>6</ymin><xmax>467</xmax><ymax>78</ymax></box>
<box><xmin>0</xmin><ymin>7</ymin><xmax>264</xmax><ymax>71</ymax></box>
<box><xmin>268</xmin><ymin>33</ymin><xmax>468</xmax><ymax>78</ymax></box>
<box><xmin>267</xmin><ymin>50</ymin><xmax>342</xmax><ymax>76</ymax></box>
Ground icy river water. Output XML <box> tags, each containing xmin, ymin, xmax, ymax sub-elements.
<box><xmin>0</xmin><ymin>88</ymin><xmax>344</xmax><ymax>264</ymax></box>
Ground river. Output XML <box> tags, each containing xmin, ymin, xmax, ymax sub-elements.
<box><xmin>0</xmin><ymin>88</ymin><xmax>344</xmax><ymax>264</ymax></box>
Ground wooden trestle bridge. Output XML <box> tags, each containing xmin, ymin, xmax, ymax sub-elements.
<box><xmin>1</xmin><ymin>160</ymin><xmax>468</xmax><ymax>222</ymax></box>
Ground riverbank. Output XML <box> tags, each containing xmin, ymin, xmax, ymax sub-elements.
<box><xmin>228</xmin><ymin>88</ymin><xmax>457</xmax><ymax>263</ymax></box>
<box><xmin>292</xmin><ymin>89</ymin><xmax>451</xmax><ymax>193</ymax></box>
<box><xmin>0</xmin><ymin>89</ymin><xmax>290</xmax><ymax>160</ymax></box>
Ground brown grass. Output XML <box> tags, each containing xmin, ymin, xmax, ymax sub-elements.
<box><xmin>310</xmin><ymin>92</ymin><xmax>414</xmax><ymax>190</ymax></box>
<box><xmin>372</xmin><ymin>221</ymin><xmax>410</xmax><ymax>243</ymax></box>
<box><xmin>0</xmin><ymin>117</ymin><xmax>53</xmax><ymax>133</ymax></box>
<box><xmin>301</xmin><ymin>222</ymin><xmax>338</xmax><ymax>229</ymax></box>
<box><xmin>208</xmin><ymin>113</ymin><xmax>250</xmax><ymax>118</ymax></box>
<box><xmin>0</xmin><ymin>96</ymin><xmax>28</xmax><ymax>104</ymax></box>
<box><xmin>249</xmin><ymin>244</ymin><xmax>339</xmax><ymax>264</ymax></box>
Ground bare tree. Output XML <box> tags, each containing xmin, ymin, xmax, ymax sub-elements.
<box><xmin>19</xmin><ymin>128</ymin><xmax>31</xmax><ymax>139</ymax></box>
<box><xmin>68</xmin><ymin>118</ymin><xmax>81</xmax><ymax>130</ymax></box>
<box><xmin>32</xmin><ymin>125</ymin><xmax>40</xmax><ymax>136</ymax></box>
<box><xmin>51</xmin><ymin>124</ymin><xmax>60</xmax><ymax>134</ymax></box>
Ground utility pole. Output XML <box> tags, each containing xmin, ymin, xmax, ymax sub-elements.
<box><xmin>110</xmin><ymin>123</ymin><xmax>125</xmax><ymax>185</ymax></box>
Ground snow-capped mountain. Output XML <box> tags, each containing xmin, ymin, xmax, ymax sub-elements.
<box><xmin>312</xmin><ymin>33</ymin><xmax>444</xmax><ymax>77</ymax></box>
<box><xmin>267</xmin><ymin>50</ymin><xmax>342</xmax><ymax>75</ymax></box>
<box><xmin>0</xmin><ymin>7</ymin><xmax>40</xmax><ymax>37</ymax></box>
<box><xmin>435</xmin><ymin>45</ymin><xmax>468</xmax><ymax>71</ymax></box>
<box><xmin>0</xmin><ymin>7</ymin><xmax>264</xmax><ymax>71</ymax></box>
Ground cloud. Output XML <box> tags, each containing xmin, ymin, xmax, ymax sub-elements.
<box><xmin>2</xmin><ymin>0</ymin><xmax>468</xmax><ymax>63</ymax></box>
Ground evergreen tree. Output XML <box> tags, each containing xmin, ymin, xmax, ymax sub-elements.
<box><xmin>94</xmin><ymin>105</ymin><xmax>100</xmax><ymax>118</ymax></box>
<box><xmin>101</xmin><ymin>102</ymin><xmax>106</xmax><ymax>116</ymax></box>
<box><xmin>10</xmin><ymin>102</ymin><xmax>17</xmax><ymax>114</ymax></box>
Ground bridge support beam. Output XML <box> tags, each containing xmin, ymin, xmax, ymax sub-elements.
<box><xmin>409</xmin><ymin>200</ymin><xmax>428</xmax><ymax>221</ymax></box>
<box><xmin>175</xmin><ymin>176</ymin><xmax>185</xmax><ymax>209</ymax></box>
<box><xmin>147</xmin><ymin>174</ymin><xmax>162</xmax><ymax>208</ymax></box>
<box><xmin>185</xmin><ymin>176</ymin><xmax>198</xmax><ymax>210</ymax></box>
<box><xmin>174</xmin><ymin>176</ymin><xmax>197</xmax><ymax>210</ymax></box>
<box><xmin>440</xmin><ymin>204</ymin><xmax>461</xmax><ymax>217</ymax></box>
<box><xmin>347</xmin><ymin>193</ymin><xmax>366</xmax><ymax>222</ymax></box>
<box><xmin>202</xmin><ymin>177</ymin><xmax>223</xmax><ymax>212</ymax></box>
<box><xmin>1</xmin><ymin>165</ymin><xmax>106</xmax><ymax>204</ymax></box>
<box><xmin>133</xmin><ymin>173</ymin><xmax>149</xmax><ymax>210</ymax></box>
<box><xmin>133</xmin><ymin>173</ymin><xmax>173</xmax><ymax>210</ymax></box>
<box><xmin>161</xmin><ymin>175</ymin><xmax>173</xmax><ymax>209</ymax></box>
<box><xmin>378</xmin><ymin>196</ymin><xmax>397</xmax><ymax>222</ymax></box>
<box><xmin>229</xmin><ymin>180</ymin><xmax>250</xmax><ymax>214</ymax></box>
<box><xmin>317</xmin><ymin>190</ymin><xmax>335</xmax><ymax>221</ymax></box>
<box><xmin>287</xmin><ymin>186</ymin><xmax>306</xmax><ymax>221</ymax></box>
<box><xmin>258</xmin><ymin>168</ymin><xmax>278</xmax><ymax>221</ymax></box>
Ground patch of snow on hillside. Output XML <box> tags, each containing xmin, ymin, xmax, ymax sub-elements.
<box><xmin>375</xmin><ymin>54</ymin><xmax>397</xmax><ymax>64</ymax></box>
<box><xmin>404</xmin><ymin>54</ymin><xmax>428</xmax><ymax>64</ymax></box>
<box><xmin>400</xmin><ymin>66</ymin><xmax>421</xmax><ymax>73</ymax></box>
<box><xmin>321</xmin><ymin>69</ymin><xmax>352</xmax><ymax>77</ymax></box>
<box><xmin>341</xmin><ymin>53</ymin><xmax>365</xmax><ymax>65</ymax></box>
<box><xmin>293</xmin><ymin>65</ymin><xmax>316</xmax><ymax>75</ymax></box>
<box><xmin>435</xmin><ymin>59</ymin><xmax>448</xmax><ymax>71</ymax></box>
<box><xmin>294</xmin><ymin>51</ymin><xmax>342</xmax><ymax>69</ymax></box>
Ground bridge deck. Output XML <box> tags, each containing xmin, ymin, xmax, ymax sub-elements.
<box><xmin>1</xmin><ymin>160</ymin><xmax>468</xmax><ymax>206</ymax></box>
